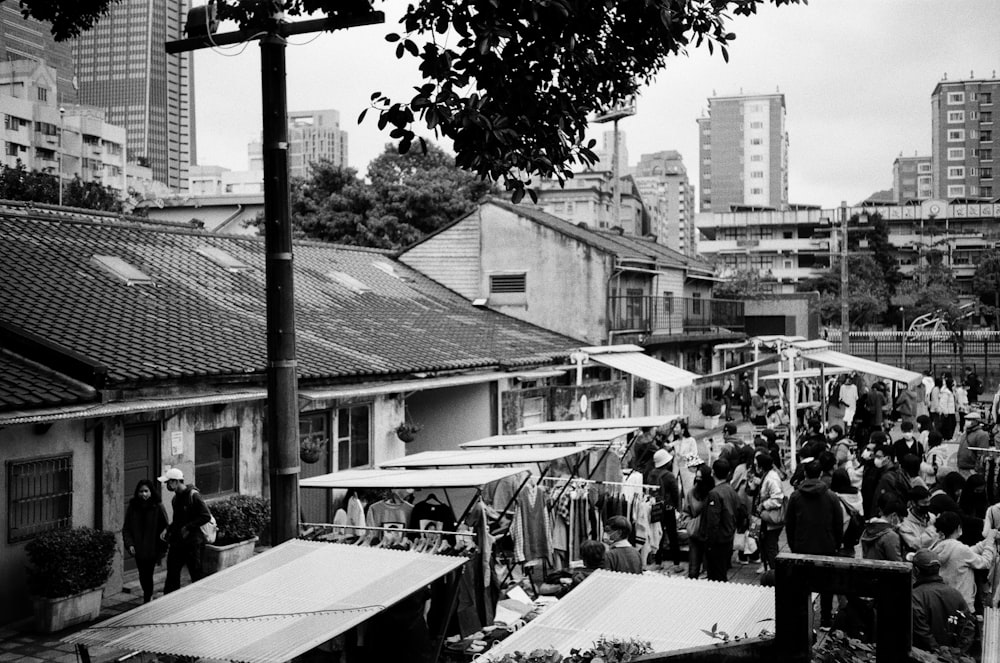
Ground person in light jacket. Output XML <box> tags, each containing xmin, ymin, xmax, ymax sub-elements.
<box><xmin>754</xmin><ymin>453</ymin><xmax>784</xmax><ymax>573</ymax></box>
<box><xmin>930</xmin><ymin>511</ymin><xmax>997</xmax><ymax>610</ymax></box>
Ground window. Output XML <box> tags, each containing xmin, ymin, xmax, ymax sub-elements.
<box><xmin>981</xmin><ymin>168</ymin><xmax>993</xmax><ymax>179</ymax></box>
<box><xmin>5</xmin><ymin>142</ymin><xmax>18</xmax><ymax>157</ymax></box>
<box><xmin>947</xmin><ymin>92</ymin><xmax>965</xmax><ymax>104</ymax></box>
<box><xmin>982</xmin><ymin>93</ymin><xmax>993</xmax><ymax>104</ymax></box>
<box><xmin>691</xmin><ymin>292</ymin><xmax>702</xmax><ymax>315</ymax></box>
<box><xmin>947</xmin><ymin>110</ymin><xmax>965</xmax><ymax>123</ymax></box>
<box><xmin>750</xmin><ymin>171</ymin><xmax>764</xmax><ymax>178</ymax></box>
<box><xmin>750</xmin><ymin>138</ymin><xmax>763</xmax><ymax>146</ymax></box>
<box><xmin>982</xmin><ymin>112</ymin><xmax>993</xmax><ymax>123</ymax></box>
<box><xmin>8</xmin><ymin>455</ymin><xmax>73</xmax><ymax>542</ymax></box>
<box><xmin>662</xmin><ymin>291</ymin><xmax>674</xmax><ymax>315</ymax></box>
<box><xmin>948</xmin><ymin>167</ymin><xmax>966</xmax><ymax>179</ymax></box>
<box><xmin>947</xmin><ymin>129</ymin><xmax>965</xmax><ymax>142</ymax></box>
<box><xmin>521</xmin><ymin>397</ymin><xmax>545</xmax><ymax>428</ymax></box>
<box><xmin>977</xmin><ymin>148</ymin><xmax>993</xmax><ymax>160</ymax></box>
<box><xmin>195</xmin><ymin>429</ymin><xmax>238</xmax><ymax>496</ymax></box>
<box><xmin>335</xmin><ymin>405</ymin><xmax>370</xmax><ymax>470</ymax></box>
<box><xmin>947</xmin><ymin>148</ymin><xmax>966</xmax><ymax>160</ymax></box>
<box><xmin>983</xmin><ymin>187</ymin><xmax>993</xmax><ymax>197</ymax></box>
<box><xmin>918</xmin><ymin>163</ymin><xmax>932</xmax><ymax>173</ymax></box>
<box><xmin>982</xmin><ymin>131</ymin><xmax>993</xmax><ymax>142</ymax></box>
<box><xmin>490</xmin><ymin>273</ymin><xmax>526</xmax><ymax>294</ymax></box>
<box><xmin>750</xmin><ymin>187</ymin><xmax>763</xmax><ymax>195</ymax></box>
<box><xmin>625</xmin><ymin>288</ymin><xmax>645</xmax><ymax>327</ymax></box>
<box><xmin>37</xmin><ymin>87</ymin><xmax>48</xmax><ymax>102</ymax></box>
<box><xmin>947</xmin><ymin>184</ymin><xmax>966</xmax><ymax>197</ymax></box>
<box><xmin>750</xmin><ymin>154</ymin><xmax>763</xmax><ymax>162</ymax></box>
<box><xmin>91</xmin><ymin>255</ymin><xmax>154</xmax><ymax>285</ymax></box>
<box><xmin>749</xmin><ymin>121</ymin><xmax>763</xmax><ymax>129</ymax></box>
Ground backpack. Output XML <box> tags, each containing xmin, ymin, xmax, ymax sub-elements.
<box><xmin>839</xmin><ymin>497</ymin><xmax>864</xmax><ymax>550</ymax></box>
<box><xmin>187</xmin><ymin>488</ymin><xmax>217</xmax><ymax>543</ymax></box>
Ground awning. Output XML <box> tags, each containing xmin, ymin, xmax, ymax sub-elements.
<box><xmin>300</xmin><ymin>467</ymin><xmax>523</xmax><ymax>490</ymax></box>
<box><xmin>761</xmin><ymin>367</ymin><xmax>851</xmax><ymax>380</ymax></box>
<box><xmin>298</xmin><ymin>371</ymin><xmax>511</xmax><ymax>401</ymax></box>
<box><xmin>65</xmin><ymin>540</ymin><xmax>466</xmax><ymax>663</ymax></box>
<box><xmin>0</xmin><ymin>390</ymin><xmax>267</xmax><ymax>426</ymax></box>
<box><xmin>459</xmin><ymin>429</ymin><xmax>634</xmax><ymax>449</ymax></box>
<box><xmin>580</xmin><ymin>345</ymin><xmax>698</xmax><ymax>391</ymax></box>
<box><xmin>519</xmin><ymin>415</ymin><xmax>683</xmax><ymax>433</ymax></box>
<box><xmin>799</xmin><ymin>349</ymin><xmax>923</xmax><ymax>388</ymax></box>
<box><xmin>693</xmin><ymin>355</ymin><xmax>783</xmax><ymax>384</ymax></box>
<box><xmin>379</xmin><ymin>446</ymin><xmax>592</xmax><ymax>469</ymax></box>
<box><xmin>484</xmin><ymin>570</ymin><xmax>774</xmax><ymax>658</ymax></box>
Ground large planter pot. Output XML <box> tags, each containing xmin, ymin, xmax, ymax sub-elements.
<box><xmin>704</xmin><ymin>414</ymin><xmax>721</xmax><ymax>430</ymax></box>
<box><xmin>31</xmin><ymin>586</ymin><xmax>104</xmax><ymax>633</ymax></box>
<box><xmin>202</xmin><ymin>536</ymin><xmax>258</xmax><ymax>575</ymax></box>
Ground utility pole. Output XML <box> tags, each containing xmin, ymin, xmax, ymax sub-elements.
<box><xmin>840</xmin><ymin>200</ymin><xmax>849</xmax><ymax>353</ymax></box>
<box><xmin>166</xmin><ymin>9</ymin><xmax>384</xmax><ymax>545</ymax></box>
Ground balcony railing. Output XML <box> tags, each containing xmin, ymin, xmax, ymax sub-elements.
<box><xmin>608</xmin><ymin>295</ymin><xmax>745</xmax><ymax>335</ymax></box>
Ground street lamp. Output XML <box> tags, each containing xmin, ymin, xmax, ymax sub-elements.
<box><xmin>840</xmin><ymin>201</ymin><xmax>849</xmax><ymax>352</ymax></box>
<box><xmin>58</xmin><ymin>107</ymin><xmax>65</xmax><ymax>207</ymax></box>
<box><xmin>593</xmin><ymin>99</ymin><xmax>636</xmax><ymax>231</ymax></box>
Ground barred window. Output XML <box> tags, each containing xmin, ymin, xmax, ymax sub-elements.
<box><xmin>8</xmin><ymin>455</ymin><xmax>73</xmax><ymax>543</ymax></box>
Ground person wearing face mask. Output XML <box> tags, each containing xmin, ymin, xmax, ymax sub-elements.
<box><xmin>833</xmin><ymin>440</ymin><xmax>863</xmax><ymax>490</ymax></box>
<box><xmin>899</xmin><ymin>486</ymin><xmax>938</xmax><ymax>554</ymax></box>
<box><xmin>860</xmin><ymin>443</ymin><xmax>887</xmax><ymax>520</ymax></box>
<box><xmin>930</xmin><ymin>511</ymin><xmax>997</xmax><ymax>610</ymax></box>
<box><xmin>873</xmin><ymin>453</ymin><xmax>921</xmax><ymax>516</ymax></box>
<box><xmin>892</xmin><ymin>421</ymin><xmax>923</xmax><ymax>465</ymax></box>
<box><xmin>122</xmin><ymin>479</ymin><xmax>169</xmax><ymax>603</ymax></box>
<box><xmin>910</xmin><ymin>548</ymin><xmax>971</xmax><ymax>652</ymax></box>
<box><xmin>601</xmin><ymin>516</ymin><xmax>643</xmax><ymax>574</ymax></box>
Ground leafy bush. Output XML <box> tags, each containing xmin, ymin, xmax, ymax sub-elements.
<box><xmin>211</xmin><ymin>494</ymin><xmax>270</xmax><ymax>545</ymax></box>
<box><xmin>701</xmin><ymin>399</ymin><xmax>722</xmax><ymax>416</ymax></box>
<box><xmin>489</xmin><ymin>637</ymin><xmax>651</xmax><ymax>663</ymax></box>
<box><xmin>25</xmin><ymin>527</ymin><xmax>116</xmax><ymax>598</ymax></box>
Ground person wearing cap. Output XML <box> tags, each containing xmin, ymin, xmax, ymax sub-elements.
<box><xmin>910</xmin><ymin>548</ymin><xmax>972</xmax><ymax>651</ymax></box>
<box><xmin>899</xmin><ymin>485</ymin><xmax>938</xmax><ymax>554</ymax></box>
<box><xmin>602</xmin><ymin>516</ymin><xmax>642</xmax><ymax>574</ymax></box>
<box><xmin>956</xmin><ymin>411</ymin><xmax>988</xmax><ymax>477</ymax></box>
<box><xmin>158</xmin><ymin>467</ymin><xmax>212</xmax><ymax>593</ymax></box>
<box><xmin>703</xmin><ymin>459</ymin><xmax>741</xmax><ymax>582</ymax></box>
<box><xmin>647</xmin><ymin>448</ymin><xmax>683</xmax><ymax>573</ymax></box>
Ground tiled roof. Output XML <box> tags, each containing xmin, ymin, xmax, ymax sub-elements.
<box><xmin>0</xmin><ymin>350</ymin><xmax>96</xmax><ymax>411</ymax></box>
<box><xmin>482</xmin><ymin>198</ymin><xmax>707</xmax><ymax>271</ymax></box>
<box><xmin>0</xmin><ymin>211</ymin><xmax>580</xmax><ymax>393</ymax></box>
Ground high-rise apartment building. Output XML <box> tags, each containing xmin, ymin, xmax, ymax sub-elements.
<box><xmin>73</xmin><ymin>0</ymin><xmax>191</xmax><ymax>190</ymax></box>
<box><xmin>249</xmin><ymin>109</ymin><xmax>348</xmax><ymax>178</ymax></box>
<box><xmin>592</xmin><ymin>129</ymin><xmax>628</xmax><ymax>176</ymax></box>
<box><xmin>697</xmin><ymin>92</ymin><xmax>788</xmax><ymax>213</ymax></box>
<box><xmin>0</xmin><ymin>5</ymin><xmax>76</xmax><ymax>104</ymax></box>
<box><xmin>892</xmin><ymin>154</ymin><xmax>933</xmax><ymax>202</ymax></box>
<box><xmin>931</xmin><ymin>75</ymin><xmax>999</xmax><ymax>200</ymax></box>
<box><xmin>633</xmin><ymin>151</ymin><xmax>695</xmax><ymax>255</ymax></box>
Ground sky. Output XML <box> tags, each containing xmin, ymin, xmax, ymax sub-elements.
<box><xmin>192</xmin><ymin>0</ymin><xmax>1000</xmax><ymax>209</ymax></box>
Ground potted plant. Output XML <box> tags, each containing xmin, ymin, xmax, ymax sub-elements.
<box><xmin>395</xmin><ymin>421</ymin><xmax>421</xmax><ymax>443</ymax></box>
<box><xmin>25</xmin><ymin>527</ymin><xmax>116</xmax><ymax>633</ymax></box>
<box><xmin>202</xmin><ymin>494</ymin><xmax>270</xmax><ymax>575</ymax></box>
<box><xmin>299</xmin><ymin>433</ymin><xmax>327</xmax><ymax>464</ymax></box>
<box><xmin>701</xmin><ymin>398</ymin><xmax>723</xmax><ymax>429</ymax></box>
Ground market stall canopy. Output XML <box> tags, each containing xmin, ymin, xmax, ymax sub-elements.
<box><xmin>483</xmin><ymin>570</ymin><xmax>774</xmax><ymax>659</ymax></box>
<box><xmin>798</xmin><ymin>349</ymin><xmax>922</xmax><ymax>388</ymax></box>
<box><xmin>519</xmin><ymin>414</ymin><xmax>682</xmax><ymax>433</ymax></box>
<box><xmin>579</xmin><ymin>345</ymin><xmax>699</xmax><ymax>391</ymax></box>
<box><xmin>459</xmin><ymin>429</ymin><xmax>634</xmax><ymax>449</ymax></box>
<box><xmin>379</xmin><ymin>446</ymin><xmax>593</xmax><ymax>469</ymax></box>
<box><xmin>761</xmin><ymin>367</ymin><xmax>852</xmax><ymax>380</ymax></box>
<box><xmin>300</xmin><ymin>467</ymin><xmax>524</xmax><ymax>490</ymax></box>
<box><xmin>65</xmin><ymin>540</ymin><xmax>466</xmax><ymax>663</ymax></box>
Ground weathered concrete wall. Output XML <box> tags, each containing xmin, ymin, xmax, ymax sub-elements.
<box><xmin>0</xmin><ymin>420</ymin><xmax>96</xmax><ymax>624</ymax></box>
<box><xmin>405</xmin><ymin>382</ymin><xmax>497</xmax><ymax>454</ymax></box>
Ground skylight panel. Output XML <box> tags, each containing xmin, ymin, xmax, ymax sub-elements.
<box><xmin>195</xmin><ymin>246</ymin><xmax>252</xmax><ymax>272</ymax></box>
<box><xmin>90</xmin><ymin>255</ymin><xmax>154</xmax><ymax>285</ymax></box>
<box><xmin>372</xmin><ymin>260</ymin><xmax>414</xmax><ymax>282</ymax></box>
<box><xmin>326</xmin><ymin>271</ymin><xmax>370</xmax><ymax>293</ymax></box>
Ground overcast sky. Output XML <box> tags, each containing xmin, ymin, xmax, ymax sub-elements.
<box><xmin>193</xmin><ymin>0</ymin><xmax>999</xmax><ymax>209</ymax></box>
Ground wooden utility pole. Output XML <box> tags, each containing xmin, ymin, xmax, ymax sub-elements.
<box><xmin>166</xmin><ymin>10</ymin><xmax>384</xmax><ymax>545</ymax></box>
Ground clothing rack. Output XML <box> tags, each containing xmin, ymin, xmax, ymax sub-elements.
<box><xmin>539</xmin><ymin>475</ymin><xmax>661</xmax><ymax>492</ymax></box>
<box><xmin>969</xmin><ymin>447</ymin><xmax>1000</xmax><ymax>454</ymax></box>
<box><xmin>301</xmin><ymin>522</ymin><xmax>477</xmax><ymax>538</ymax></box>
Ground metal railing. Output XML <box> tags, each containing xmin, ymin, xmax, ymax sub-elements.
<box><xmin>608</xmin><ymin>294</ymin><xmax>745</xmax><ymax>335</ymax></box>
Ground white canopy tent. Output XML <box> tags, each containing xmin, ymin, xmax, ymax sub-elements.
<box><xmin>300</xmin><ymin>467</ymin><xmax>523</xmax><ymax>490</ymax></box>
<box><xmin>579</xmin><ymin>344</ymin><xmax>699</xmax><ymax>391</ymax></box>
<box><xmin>459</xmin><ymin>429</ymin><xmax>634</xmax><ymax>449</ymax></box>
<box><xmin>519</xmin><ymin>414</ymin><xmax>682</xmax><ymax>433</ymax></box>
<box><xmin>379</xmin><ymin>446</ymin><xmax>592</xmax><ymax>469</ymax></box>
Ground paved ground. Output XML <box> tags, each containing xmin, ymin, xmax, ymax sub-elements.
<box><xmin>0</xmin><ymin>418</ymin><xmax>781</xmax><ymax>662</ymax></box>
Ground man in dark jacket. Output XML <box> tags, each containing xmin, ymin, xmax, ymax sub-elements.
<box><xmin>702</xmin><ymin>459</ymin><xmax>740</xmax><ymax>581</ymax></box>
<box><xmin>861</xmin><ymin>493</ymin><xmax>903</xmax><ymax>561</ymax></box>
<box><xmin>911</xmin><ymin>548</ymin><xmax>972</xmax><ymax>651</ymax></box>
<box><xmin>785</xmin><ymin>460</ymin><xmax>843</xmax><ymax>628</ymax></box>
<box><xmin>647</xmin><ymin>449</ymin><xmax>683</xmax><ymax>572</ymax></box>
<box><xmin>159</xmin><ymin>467</ymin><xmax>212</xmax><ymax>593</ymax></box>
<box><xmin>870</xmin><ymin>453</ymin><xmax>916</xmax><ymax>517</ymax></box>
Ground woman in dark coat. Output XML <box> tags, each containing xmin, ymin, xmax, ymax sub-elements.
<box><xmin>123</xmin><ymin>479</ymin><xmax>169</xmax><ymax>603</ymax></box>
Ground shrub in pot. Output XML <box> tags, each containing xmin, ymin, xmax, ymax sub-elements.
<box><xmin>203</xmin><ymin>494</ymin><xmax>270</xmax><ymax>575</ymax></box>
<box><xmin>25</xmin><ymin>527</ymin><xmax>116</xmax><ymax>632</ymax></box>
<box><xmin>396</xmin><ymin>422</ymin><xmax>421</xmax><ymax>443</ymax></box>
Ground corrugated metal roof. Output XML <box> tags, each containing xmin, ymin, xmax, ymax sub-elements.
<box><xmin>484</xmin><ymin>571</ymin><xmax>774</xmax><ymax>659</ymax></box>
<box><xmin>799</xmin><ymin>349</ymin><xmax>923</xmax><ymax>388</ymax></box>
<box><xmin>459</xmin><ymin>429</ymin><xmax>634</xmax><ymax>449</ymax></box>
<box><xmin>519</xmin><ymin>415</ymin><xmax>682</xmax><ymax>433</ymax></box>
<box><xmin>0</xmin><ymin>390</ymin><xmax>267</xmax><ymax>426</ymax></box>
<box><xmin>379</xmin><ymin>446</ymin><xmax>593</xmax><ymax>468</ymax></box>
<box><xmin>300</xmin><ymin>467</ymin><xmax>524</xmax><ymax>490</ymax></box>
<box><xmin>581</xmin><ymin>347</ymin><xmax>699</xmax><ymax>391</ymax></box>
<box><xmin>984</xmin><ymin>607</ymin><xmax>999</xmax><ymax>663</ymax></box>
<box><xmin>65</xmin><ymin>540</ymin><xmax>466</xmax><ymax>663</ymax></box>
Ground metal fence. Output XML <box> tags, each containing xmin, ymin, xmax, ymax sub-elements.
<box><xmin>828</xmin><ymin>330</ymin><xmax>1000</xmax><ymax>393</ymax></box>
<box><xmin>608</xmin><ymin>295</ymin><xmax>745</xmax><ymax>335</ymax></box>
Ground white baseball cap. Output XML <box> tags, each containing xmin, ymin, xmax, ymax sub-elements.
<box><xmin>157</xmin><ymin>467</ymin><xmax>184</xmax><ymax>482</ymax></box>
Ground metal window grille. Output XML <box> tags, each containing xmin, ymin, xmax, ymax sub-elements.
<box><xmin>8</xmin><ymin>455</ymin><xmax>73</xmax><ymax>543</ymax></box>
<box><xmin>489</xmin><ymin>274</ymin><xmax>526</xmax><ymax>294</ymax></box>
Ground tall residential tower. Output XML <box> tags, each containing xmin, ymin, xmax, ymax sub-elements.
<box><xmin>697</xmin><ymin>92</ymin><xmax>788</xmax><ymax>212</ymax></box>
<box><xmin>73</xmin><ymin>0</ymin><xmax>191</xmax><ymax>190</ymax></box>
<box><xmin>633</xmin><ymin>151</ymin><xmax>696</xmax><ymax>255</ymax></box>
<box><xmin>931</xmin><ymin>74</ymin><xmax>998</xmax><ymax>200</ymax></box>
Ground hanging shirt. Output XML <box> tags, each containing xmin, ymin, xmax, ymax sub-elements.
<box><xmin>368</xmin><ymin>500</ymin><xmax>413</xmax><ymax>544</ymax></box>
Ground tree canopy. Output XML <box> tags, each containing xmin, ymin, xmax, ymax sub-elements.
<box><xmin>973</xmin><ymin>249</ymin><xmax>1000</xmax><ymax>329</ymax></box>
<box><xmin>797</xmin><ymin>255</ymin><xmax>889</xmax><ymax>328</ymax></box>
<box><xmin>0</xmin><ymin>161</ymin><xmax>124</xmax><ymax>212</ymax></box>
<box><xmin>14</xmin><ymin>0</ymin><xmax>803</xmax><ymax>199</ymax></box>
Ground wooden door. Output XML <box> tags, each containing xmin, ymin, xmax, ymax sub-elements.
<box><xmin>123</xmin><ymin>423</ymin><xmax>160</xmax><ymax>571</ymax></box>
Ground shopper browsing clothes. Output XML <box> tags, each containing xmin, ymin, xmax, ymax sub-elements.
<box><xmin>602</xmin><ymin>516</ymin><xmax>643</xmax><ymax>574</ymax></box>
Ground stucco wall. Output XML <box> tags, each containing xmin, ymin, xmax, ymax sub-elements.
<box><xmin>0</xmin><ymin>421</ymin><xmax>96</xmax><ymax>623</ymax></box>
<box><xmin>404</xmin><ymin>382</ymin><xmax>497</xmax><ymax>454</ymax></box>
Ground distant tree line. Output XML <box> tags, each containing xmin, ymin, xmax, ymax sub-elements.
<box><xmin>0</xmin><ymin>160</ymin><xmax>124</xmax><ymax>213</ymax></box>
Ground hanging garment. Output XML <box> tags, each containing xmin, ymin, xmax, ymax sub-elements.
<box><xmin>347</xmin><ymin>494</ymin><xmax>366</xmax><ymax>537</ymax></box>
<box><xmin>511</xmin><ymin>485</ymin><xmax>552</xmax><ymax>563</ymax></box>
